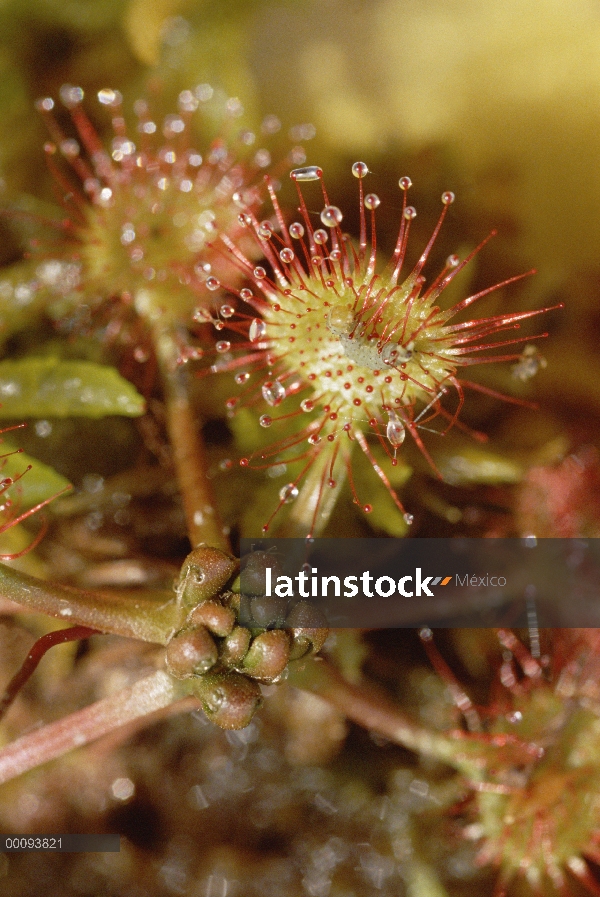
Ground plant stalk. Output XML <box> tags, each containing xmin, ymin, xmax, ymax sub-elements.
<box><xmin>0</xmin><ymin>671</ymin><xmax>190</xmax><ymax>785</ymax></box>
<box><xmin>154</xmin><ymin>328</ymin><xmax>231</xmax><ymax>553</ymax></box>
<box><xmin>290</xmin><ymin>657</ymin><xmax>469</xmax><ymax>770</ymax></box>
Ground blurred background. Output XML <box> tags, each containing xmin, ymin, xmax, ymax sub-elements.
<box><xmin>0</xmin><ymin>1</ymin><xmax>599</xmax><ymax>894</ymax></box>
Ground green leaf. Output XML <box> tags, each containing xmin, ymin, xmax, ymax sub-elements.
<box><xmin>433</xmin><ymin>440</ymin><xmax>523</xmax><ymax>485</ymax></box>
<box><xmin>0</xmin><ymin>358</ymin><xmax>145</xmax><ymax>418</ymax></box>
<box><xmin>0</xmin><ymin>441</ymin><xmax>71</xmax><ymax>510</ymax></box>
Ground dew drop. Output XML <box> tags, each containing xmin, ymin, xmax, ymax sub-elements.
<box><xmin>216</xmin><ymin>341</ymin><xmax>231</xmax><ymax>353</ymax></box>
<box><xmin>262</xmin><ymin>381</ymin><xmax>285</xmax><ymax>406</ymax></box>
<box><xmin>313</xmin><ymin>229</ymin><xmax>328</xmax><ymax>245</ymax></box>
<box><xmin>404</xmin><ymin>206</ymin><xmax>417</xmax><ymax>220</ymax></box>
<box><xmin>327</xmin><ymin>305</ymin><xmax>354</xmax><ymax>335</ymax></box>
<box><xmin>276</xmin><ymin>248</ymin><xmax>293</xmax><ymax>265</ymax></box>
<box><xmin>441</xmin><ymin>191</ymin><xmax>455</xmax><ymax>205</ymax></box>
<box><xmin>330</xmin><ymin>249</ymin><xmax>342</xmax><ymax>261</ymax></box>
<box><xmin>235</xmin><ymin>372</ymin><xmax>250</xmax><ymax>384</ymax></box>
<box><xmin>290</xmin><ymin>166</ymin><xmax>323</xmax><ymax>181</ymax></box>
<box><xmin>220</xmin><ymin>304</ymin><xmax>235</xmax><ymax>318</ymax></box>
<box><xmin>364</xmin><ymin>193</ymin><xmax>380</xmax><ymax>210</ymax></box>
<box><xmin>35</xmin><ymin>97</ymin><xmax>55</xmax><ymax>112</ymax></box>
<box><xmin>446</xmin><ymin>254</ymin><xmax>460</xmax><ymax>268</ymax></box>
<box><xmin>403</xmin><ymin>512</ymin><xmax>414</xmax><ymax>526</ymax></box>
<box><xmin>240</xmin><ymin>288</ymin><xmax>253</xmax><ymax>301</ymax></box>
<box><xmin>364</xmin><ymin>504</ymin><xmax>372</xmax><ymax>513</ymax></box>
<box><xmin>178</xmin><ymin>89</ymin><xmax>198</xmax><ymax>112</ymax></box>
<box><xmin>134</xmin><ymin>347</ymin><xmax>150</xmax><ymax>363</ymax></box>
<box><xmin>35</xmin><ymin>420</ymin><xmax>52</xmax><ymax>438</ymax></box>
<box><xmin>308</xmin><ymin>434</ymin><xmax>321</xmax><ymax>445</ymax></box>
<box><xmin>381</xmin><ymin>342</ymin><xmax>412</xmax><ymax>365</ymax></box>
<box><xmin>289</xmin><ymin>222</ymin><xmax>305</xmax><ymax>239</ymax></box>
<box><xmin>60</xmin><ymin>139</ymin><xmax>80</xmax><ymax>158</ymax></box>
<box><xmin>352</xmin><ymin>161</ymin><xmax>369</xmax><ymax>178</ymax></box>
<box><xmin>320</xmin><ymin>205</ymin><xmax>343</xmax><ymax>227</ymax></box>
<box><xmin>59</xmin><ymin>84</ymin><xmax>84</xmax><ymax>108</ymax></box>
<box><xmin>260</xmin><ymin>414</ymin><xmax>273</xmax><ymax>427</ymax></box>
<box><xmin>300</xmin><ymin>399</ymin><xmax>314</xmax><ymax>412</ymax></box>
<box><xmin>97</xmin><ymin>88</ymin><xmax>122</xmax><ymax>107</ymax></box>
<box><xmin>206</xmin><ymin>276</ymin><xmax>221</xmax><ymax>291</ymax></box>
<box><xmin>399</xmin><ymin>176</ymin><xmax>412</xmax><ymax>191</ymax></box>
<box><xmin>258</xmin><ymin>221</ymin><xmax>273</xmax><ymax>239</ymax></box>
<box><xmin>253</xmin><ymin>266</ymin><xmax>267</xmax><ymax>280</ymax></box>
<box><xmin>261</xmin><ymin>114</ymin><xmax>281</xmax><ymax>134</ymax></box>
<box><xmin>279</xmin><ymin>483</ymin><xmax>299</xmax><ymax>503</ymax></box>
<box><xmin>386</xmin><ymin>411</ymin><xmax>406</xmax><ymax>447</ymax></box>
<box><xmin>249</xmin><ymin>319</ymin><xmax>267</xmax><ymax>342</ymax></box>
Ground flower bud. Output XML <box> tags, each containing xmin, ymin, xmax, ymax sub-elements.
<box><xmin>286</xmin><ymin>601</ymin><xmax>329</xmax><ymax>658</ymax></box>
<box><xmin>175</xmin><ymin>546</ymin><xmax>238</xmax><ymax>616</ymax></box>
<box><xmin>165</xmin><ymin>625</ymin><xmax>218</xmax><ymax>678</ymax></box>
<box><xmin>249</xmin><ymin>595</ymin><xmax>288</xmax><ymax>628</ymax></box>
<box><xmin>240</xmin><ymin>550</ymin><xmax>284</xmax><ymax>596</ymax></box>
<box><xmin>220</xmin><ymin>625</ymin><xmax>252</xmax><ymax>666</ymax></box>
<box><xmin>242</xmin><ymin>629</ymin><xmax>291</xmax><ymax>681</ymax></box>
<box><xmin>187</xmin><ymin>599</ymin><xmax>236</xmax><ymax>637</ymax></box>
<box><xmin>192</xmin><ymin>671</ymin><xmax>262</xmax><ymax>729</ymax></box>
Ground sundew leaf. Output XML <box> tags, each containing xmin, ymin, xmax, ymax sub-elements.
<box><xmin>0</xmin><ymin>441</ymin><xmax>71</xmax><ymax>509</ymax></box>
<box><xmin>433</xmin><ymin>442</ymin><xmax>523</xmax><ymax>486</ymax></box>
<box><xmin>0</xmin><ymin>358</ymin><xmax>145</xmax><ymax>418</ymax></box>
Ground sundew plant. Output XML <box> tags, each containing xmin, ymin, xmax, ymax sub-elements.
<box><xmin>199</xmin><ymin>163</ymin><xmax>557</xmax><ymax>536</ymax></box>
<box><xmin>0</xmin><ymin>2</ymin><xmax>594</xmax><ymax>896</ymax></box>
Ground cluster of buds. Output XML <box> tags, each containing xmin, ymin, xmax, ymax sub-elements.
<box><xmin>163</xmin><ymin>547</ymin><xmax>328</xmax><ymax>729</ymax></box>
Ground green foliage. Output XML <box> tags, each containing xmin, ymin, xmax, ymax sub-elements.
<box><xmin>0</xmin><ymin>441</ymin><xmax>71</xmax><ymax>509</ymax></box>
<box><xmin>0</xmin><ymin>357</ymin><xmax>145</xmax><ymax>419</ymax></box>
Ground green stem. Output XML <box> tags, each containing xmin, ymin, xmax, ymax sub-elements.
<box><xmin>154</xmin><ymin>329</ymin><xmax>230</xmax><ymax>553</ymax></box>
<box><xmin>290</xmin><ymin>657</ymin><xmax>469</xmax><ymax>770</ymax></box>
<box><xmin>0</xmin><ymin>563</ymin><xmax>179</xmax><ymax>644</ymax></box>
<box><xmin>0</xmin><ymin>671</ymin><xmax>190</xmax><ymax>786</ymax></box>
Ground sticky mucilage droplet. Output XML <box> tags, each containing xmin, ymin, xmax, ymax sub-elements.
<box><xmin>262</xmin><ymin>380</ymin><xmax>286</xmax><ymax>406</ymax></box>
<box><xmin>290</xmin><ymin>166</ymin><xmax>323</xmax><ymax>182</ymax></box>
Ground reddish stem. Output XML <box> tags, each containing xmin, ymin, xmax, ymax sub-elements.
<box><xmin>0</xmin><ymin>670</ymin><xmax>189</xmax><ymax>785</ymax></box>
<box><xmin>0</xmin><ymin>625</ymin><xmax>98</xmax><ymax>722</ymax></box>
<box><xmin>155</xmin><ymin>330</ymin><xmax>231</xmax><ymax>552</ymax></box>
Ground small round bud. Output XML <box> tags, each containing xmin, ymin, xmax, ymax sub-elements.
<box><xmin>240</xmin><ymin>550</ymin><xmax>284</xmax><ymax>596</ymax></box>
<box><xmin>187</xmin><ymin>599</ymin><xmax>236</xmax><ymax>637</ymax></box>
<box><xmin>286</xmin><ymin>601</ymin><xmax>329</xmax><ymax>658</ymax></box>
<box><xmin>192</xmin><ymin>671</ymin><xmax>262</xmax><ymax>729</ymax></box>
<box><xmin>220</xmin><ymin>625</ymin><xmax>252</xmax><ymax>666</ymax></box>
<box><xmin>165</xmin><ymin>625</ymin><xmax>218</xmax><ymax>678</ymax></box>
<box><xmin>175</xmin><ymin>547</ymin><xmax>238</xmax><ymax>617</ymax></box>
<box><xmin>249</xmin><ymin>595</ymin><xmax>288</xmax><ymax>628</ymax></box>
<box><xmin>242</xmin><ymin>630</ymin><xmax>291</xmax><ymax>681</ymax></box>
